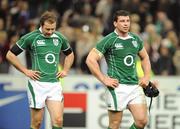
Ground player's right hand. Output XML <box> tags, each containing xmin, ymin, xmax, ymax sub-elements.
<box><xmin>24</xmin><ymin>69</ymin><xmax>41</xmax><ymax>80</ymax></box>
<box><xmin>102</xmin><ymin>76</ymin><xmax>119</xmax><ymax>88</ymax></box>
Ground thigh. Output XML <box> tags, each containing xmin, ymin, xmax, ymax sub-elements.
<box><xmin>128</xmin><ymin>103</ymin><xmax>148</xmax><ymax>122</ymax></box>
<box><xmin>108</xmin><ymin>110</ymin><xmax>123</xmax><ymax>128</ymax></box>
<box><xmin>128</xmin><ymin>86</ymin><xmax>148</xmax><ymax>121</ymax></box>
<box><xmin>30</xmin><ymin>108</ymin><xmax>44</xmax><ymax>123</ymax></box>
<box><xmin>46</xmin><ymin>100</ymin><xmax>64</xmax><ymax>122</ymax></box>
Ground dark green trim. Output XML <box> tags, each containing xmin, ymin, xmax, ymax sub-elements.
<box><xmin>108</xmin><ymin>87</ymin><xmax>117</xmax><ymax>110</ymax></box>
<box><xmin>129</xmin><ymin>123</ymin><xmax>139</xmax><ymax>129</ymax></box>
<box><xmin>52</xmin><ymin>126</ymin><xmax>62</xmax><ymax>129</ymax></box>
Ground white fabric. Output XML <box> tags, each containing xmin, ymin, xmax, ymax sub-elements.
<box><xmin>27</xmin><ymin>80</ymin><xmax>63</xmax><ymax>108</ymax></box>
<box><xmin>105</xmin><ymin>84</ymin><xmax>146</xmax><ymax>111</ymax></box>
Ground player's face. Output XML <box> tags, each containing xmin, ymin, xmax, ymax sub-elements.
<box><xmin>114</xmin><ymin>16</ymin><xmax>130</xmax><ymax>35</ymax></box>
<box><xmin>41</xmin><ymin>21</ymin><xmax>56</xmax><ymax>37</ymax></box>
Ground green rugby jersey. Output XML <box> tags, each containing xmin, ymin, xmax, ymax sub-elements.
<box><xmin>16</xmin><ymin>29</ymin><xmax>70</xmax><ymax>82</ymax></box>
<box><xmin>96</xmin><ymin>31</ymin><xmax>143</xmax><ymax>84</ymax></box>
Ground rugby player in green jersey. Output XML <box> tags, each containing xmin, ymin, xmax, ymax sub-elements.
<box><xmin>6</xmin><ymin>11</ymin><xmax>74</xmax><ymax>129</ymax></box>
<box><xmin>86</xmin><ymin>10</ymin><xmax>151</xmax><ymax>129</ymax></box>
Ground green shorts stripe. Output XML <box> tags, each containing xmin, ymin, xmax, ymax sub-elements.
<box><xmin>28</xmin><ymin>81</ymin><xmax>36</xmax><ymax>108</ymax></box>
<box><xmin>108</xmin><ymin>87</ymin><xmax>118</xmax><ymax>111</ymax></box>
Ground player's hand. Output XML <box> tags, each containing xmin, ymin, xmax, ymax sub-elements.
<box><xmin>102</xmin><ymin>76</ymin><xmax>119</xmax><ymax>88</ymax></box>
<box><xmin>138</xmin><ymin>76</ymin><xmax>149</xmax><ymax>88</ymax></box>
<box><xmin>56</xmin><ymin>70</ymin><xmax>68</xmax><ymax>78</ymax></box>
<box><xmin>24</xmin><ymin>69</ymin><xmax>41</xmax><ymax>80</ymax></box>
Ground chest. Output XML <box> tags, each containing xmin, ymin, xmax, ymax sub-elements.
<box><xmin>32</xmin><ymin>38</ymin><xmax>62</xmax><ymax>53</ymax></box>
<box><xmin>109</xmin><ymin>39</ymin><xmax>140</xmax><ymax>56</ymax></box>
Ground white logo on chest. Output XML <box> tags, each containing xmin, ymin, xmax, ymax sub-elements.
<box><xmin>132</xmin><ymin>41</ymin><xmax>138</xmax><ymax>48</ymax></box>
<box><xmin>115</xmin><ymin>43</ymin><xmax>124</xmax><ymax>49</ymax></box>
<box><xmin>37</xmin><ymin>40</ymin><xmax>45</xmax><ymax>46</ymax></box>
<box><xmin>53</xmin><ymin>39</ymin><xmax>59</xmax><ymax>46</ymax></box>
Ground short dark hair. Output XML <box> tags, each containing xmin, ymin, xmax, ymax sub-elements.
<box><xmin>40</xmin><ymin>11</ymin><xmax>57</xmax><ymax>26</ymax></box>
<box><xmin>113</xmin><ymin>10</ymin><xmax>130</xmax><ymax>22</ymax></box>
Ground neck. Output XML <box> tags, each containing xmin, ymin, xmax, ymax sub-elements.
<box><xmin>115</xmin><ymin>29</ymin><xmax>128</xmax><ymax>37</ymax></box>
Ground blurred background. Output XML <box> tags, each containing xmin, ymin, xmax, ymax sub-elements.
<box><xmin>0</xmin><ymin>0</ymin><xmax>180</xmax><ymax>129</ymax></box>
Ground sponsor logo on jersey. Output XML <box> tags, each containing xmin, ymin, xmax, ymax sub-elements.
<box><xmin>53</xmin><ymin>39</ymin><xmax>59</xmax><ymax>46</ymax></box>
<box><xmin>115</xmin><ymin>43</ymin><xmax>124</xmax><ymax>49</ymax></box>
<box><xmin>37</xmin><ymin>39</ymin><xmax>45</xmax><ymax>46</ymax></box>
<box><xmin>132</xmin><ymin>40</ymin><xmax>138</xmax><ymax>48</ymax></box>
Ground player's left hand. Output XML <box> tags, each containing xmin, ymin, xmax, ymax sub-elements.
<box><xmin>56</xmin><ymin>70</ymin><xmax>68</xmax><ymax>78</ymax></box>
<box><xmin>138</xmin><ymin>77</ymin><xmax>149</xmax><ymax>88</ymax></box>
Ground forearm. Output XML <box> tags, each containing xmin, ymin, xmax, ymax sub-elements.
<box><xmin>6</xmin><ymin>51</ymin><xmax>27</xmax><ymax>74</ymax></box>
<box><xmin>62</xmin><ymin>52</ymin><xmax>74</xmax><ymax>72</ymax></box>
<box><xmin>141</xmin><ymin>56</ymin><xmax>151</xmax><ymax>79</ymax></box>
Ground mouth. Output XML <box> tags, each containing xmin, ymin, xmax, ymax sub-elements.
<box><xmin>45</xmin><ymin>33</ymin><xmax>52</xmax><ymax>37</ymax></box>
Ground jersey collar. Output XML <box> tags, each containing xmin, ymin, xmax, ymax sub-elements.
<box><xmin>114</xmin><ymin>30</ymin><xmax>133</xmax><ymax>40</ymax></box>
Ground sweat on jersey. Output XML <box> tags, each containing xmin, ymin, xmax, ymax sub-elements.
<box><xmin>16</xmin><ymin>28</ymin><xmax>71</xmax><ymax>82</ymax></box>
<box><xmin>96</xmin><ymin>31</ymin><xmax>143</xmax><ymax>85</ymax></box>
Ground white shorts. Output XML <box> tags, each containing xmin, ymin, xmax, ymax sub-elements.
<box><xmin>105</xmin><ymin>84</ymin><xmax>146</xmax><ymax>111</ymax></box>
<box><xmin>27</xmin><ymin>80</ymin><xmax>63</xmax><ymax>109</ymax></box>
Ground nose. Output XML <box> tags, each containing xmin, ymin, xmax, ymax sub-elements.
<box><xmin>48</xmin><ymin>30</ymin><xmax>53</xmax><ymax>34</ymax></box>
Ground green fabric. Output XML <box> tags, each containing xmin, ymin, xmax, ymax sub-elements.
<box><xmin>107</xmin><ymin>127</ymin><xmax>112</xmax><ymax>129</ymax></box>
<box><xmin>108</xmin><ymin>87</ymin><xmax>118</xmax><ymax>110</ymax></box>
<box><xmin>17</xmin><ymin>29</ymin><xmax>70</xmax><ymax>82</ymax></box>
<box><xmin>129</xmin><ymin>123</ymin><xmax>139</xmax><ymax>129</ymax></box>
<box><xmin>95</xmin><ymin>32</ymin><xmax>143</xmax><ymax>85</ymax></box>
<box><xmin>28</xmin><ymin>81</ymin><xmax>36</xmax><ymax>108</ymax></box>
<box><xmin>52</xmin><ymin>126</ymin><xmax>62</xmax><ymax>129</ymax></box>
<box><xmin>30</xmin><ymin>128</ymin><xmax>33</xmax><ymax>129</ymax></box>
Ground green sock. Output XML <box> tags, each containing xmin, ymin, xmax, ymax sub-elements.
<box><xmin>129</xmin><ymin>123</ymin><xmax>139</xmax><ymax>129</ymax></box>
<box><xmin>52</xmin><ymin>126</ymin><xmax>62</xmax><ymax>129</ymax></box>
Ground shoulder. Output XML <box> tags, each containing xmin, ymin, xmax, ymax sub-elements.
<box><xmin>101</xmin><ymin>32</ymin><xmax>118</xmax><ymax>43</ymax></box>
<box><xmin>128</xmin><ymin>32</ymin><xmax>142</xmax><ymax>41</ymax></box>
<box><xmin>53</xmin><ymin>31</ymin><xmax>69</xmax><ymax>43</ymax></box>
<box><xmin>21</xmin><ymin>30</ymin><xmax>40</xmax><ymax>40</ymax></box>
<box><xmin>54</xmin><ymin>31</ymin><xmax>67</xmax><ymax>39</ymax></box>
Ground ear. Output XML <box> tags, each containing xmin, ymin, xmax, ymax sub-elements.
<box><xmin>113</xmin><ymin>21</ymin><xmax>117</xmax><ymax>27</ymax></box>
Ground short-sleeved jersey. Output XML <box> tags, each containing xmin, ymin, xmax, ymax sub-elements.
<box><xmin>16</xmin><ymin>28</ymin><xmax>70</xmax><ymax>82</ymax></box>
<box><xmin>96</xmin><ymin>31</ymin><xmax>143</xmax><ymax>84</ymax></box>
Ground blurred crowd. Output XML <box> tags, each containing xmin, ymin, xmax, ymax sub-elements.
<box><xmin>0</xmin><ymin>0</ymin><xmax>180</xmax><ymax>76</ymax></box>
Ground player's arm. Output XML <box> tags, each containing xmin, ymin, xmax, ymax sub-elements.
<box><xmin>6</xmin><ymin>44</ymin><xmax>40</xmax><ymax>80</ymax></box>
<box><xmin>138</xmin><ymin>47</ymin><xmax>151</xmax><ymax>87</ymax></box>
<box><xmin>86</xmin><ymin>48</ymin><xmax>118</xmax><ymax>88</ymax></box>
<box><xmin>57</xmin><ymin>48</ymin><xmax>74</xmax><ymax>78</ymax></box>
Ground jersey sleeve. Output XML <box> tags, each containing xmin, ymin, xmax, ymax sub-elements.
<box><xmin>16</xmin><ymin>34</ymin><xmax>32</xmax><ymax>50</ymax></box>
<box><xmin>137</xmin><ymin>36</ymin><xmax>143</xmax><ymax>51</ymax></box>
<box><xmin>95</xmin><ymin>36</ymin><xmax>111</xmax><ymax>55</ymax></box>
<box><xmin>61</xmin><ymin>36</ymin><xmax>71</xmax><ymax>51</ymax></box>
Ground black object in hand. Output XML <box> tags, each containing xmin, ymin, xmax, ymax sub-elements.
<box><xmin>143</xmin><ymin>81</ymin><xmax>159</xmax><ymax>97</ymax></box>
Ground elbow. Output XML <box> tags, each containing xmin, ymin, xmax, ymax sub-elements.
<box><xmin>85</xmin><ymin>56</ymin><xmax>91</xmax><ymax>66</ymax></box>
<box><xmin>6</xmin><ymin>51</ymin><xmax>11</xmax><ymax>61</ymax></box>
<box><xmin>6</xmin><ymin>51</ymin><xmax>15</xmax><ymax>62</ymax></box>
<box><xmin>86</xmin><ymin>55</ymin><xmax>95</xmax><ymax>68</ymax></box>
